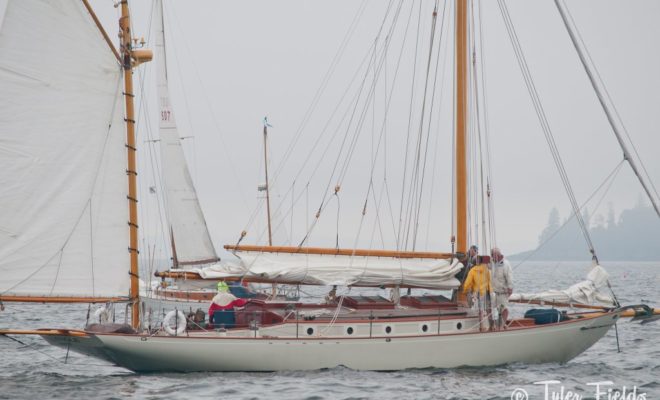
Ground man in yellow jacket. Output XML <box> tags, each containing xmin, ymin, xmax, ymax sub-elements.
<box><xmin>462</xmin><ymin>256</ymin><xmax>492</xmax><ymax>331</ymax></box>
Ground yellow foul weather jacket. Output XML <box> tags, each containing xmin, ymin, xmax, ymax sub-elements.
<box><xmin>462</xmin><ymin>264</ymin><xmax>491</xmax><ymax>296</ymax></box>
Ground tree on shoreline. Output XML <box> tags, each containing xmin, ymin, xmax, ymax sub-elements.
<box><xmin>513</xmin><ymin>203</ymin><xmax>660</xmax><ymax>261</ymax></box>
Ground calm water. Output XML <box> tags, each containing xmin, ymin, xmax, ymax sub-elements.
<box><xmin>1</xmin><ymin>262</ymin><xmax>658</xmax><ymax>400</ymax></box>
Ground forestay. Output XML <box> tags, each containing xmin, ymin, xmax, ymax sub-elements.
<box><xmin>510</xmin><ymin>264</ymin><xmax>615</xmax><ymax>306</ymax></box>
<box><xmin>0</xmin><ymin>0</ymin><xmax>129</xmax><ymax>298</ymax></box>
<box><xmin>195</xmin><ymin>251</ymin><xmax>463</xmax><ymax>289</ymax></box>
<box><xmin>154</xmin><ymin>0</ymin><xmax>218</xmax><ymax>266</ymax></box>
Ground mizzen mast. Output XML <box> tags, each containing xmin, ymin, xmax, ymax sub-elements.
<box><xmin>263</xmin><ymin>119</ymin><xmax>273</xmax><ymax>246</ymax></box>
<box><xmin>455</xmin><ymin>0</ymin><xmax>469</xmax><ymax>255</ymax></box>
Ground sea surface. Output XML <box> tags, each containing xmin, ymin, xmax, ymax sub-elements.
<box><xmin>1</xmin><ymin>262</ymin><xmax>658</xmax><ymax>400</ymax></box>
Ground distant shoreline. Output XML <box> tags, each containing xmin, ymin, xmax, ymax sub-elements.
<box><xmin>507</xmin><ymin>254</ymin><xmax>660</xmax><ymax>263</ymax></box>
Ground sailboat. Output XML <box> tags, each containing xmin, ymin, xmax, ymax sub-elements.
<box><xmin>142</xmin><ymin>0</ymin><xmax>294</xmax><ymax>316</ymax></box>
<box><xmin>0</xmin><ymin>0</ymin><xmax>658</xmax><ymax>373</ymax></box>
<box><xmin>141</xmin><ymin>0</ymin><xmax>236</xmax><ymax>313</ymax></box>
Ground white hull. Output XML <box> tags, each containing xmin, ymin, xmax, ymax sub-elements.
<box><xmin>43</xmin><ymin>311</ymin><xmax>619</xmax><ymax>372</ymax></box>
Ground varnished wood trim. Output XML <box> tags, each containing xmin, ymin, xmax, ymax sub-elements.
<box><xmin>178</xmin><ymin>258</ymin><xmax>221</xmax><ymax>266</ymax></box>
<box><xmin>0</xmin><ymin>328</ymin><xmax>89</xmax><ymax>337</ymax></box>
<box><xmin>0</xmin><ymin>295</ymin><xmax>128</xmax><ymax>303</ymax></box>
<box><xmin>224</xmin><ymin>245</ymin><xmax>453</xmax><ymax>260</ymax></box>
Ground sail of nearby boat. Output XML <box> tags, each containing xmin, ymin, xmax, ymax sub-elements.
<box><xmin>0</xmin><ymin>0</ymin><xmax>129</xmax><ymax>302</ymax></box>
<box><xmin>154</xmin><ymin>0</ymin><xmax>219</xmax><ymax>268</ymax></box>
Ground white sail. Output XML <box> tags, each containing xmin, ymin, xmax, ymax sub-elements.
<box><xmin>0</xmin><ymin>0</ymin><xmax>129</xmax><ymax>298</ymax></box>
<box><xmin>195</xmin><ymin>252</ymin><xmax>463</xmax><ymax>289</ymax></box>
<box><xmin>510</xmin><ymin>264</ymin><xmax>615</xmax><ymax>306</ymax></box>
<box><xmin>154</xmin><ymin>0</ymin><xmax>218</xmax><ymax>266</ymax></box>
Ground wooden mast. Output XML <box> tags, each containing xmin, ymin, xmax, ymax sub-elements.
<box><xmin>455</xmin><ymin>0</ymin><xmax>469</xmax><ymax>255</ymax></box>
<box><xmin>120</xmin><ymin>0</ymin><xmax>141</xmax><ymax>329</ymax></box>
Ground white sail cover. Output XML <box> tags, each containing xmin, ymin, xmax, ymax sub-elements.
<box><xmin>0</xmin><ymin>0</ymin><xmax>129</xmax><ymax>298</ymax></box>
<box><xmin>194</xmin><ymin>252</ymin><xmax>463</xmax><ymax>289</ymax></box>
<box><xmin>510</xmin><ymin>264</ymin><xmax>615</xmax><ymax>306</ymax></box>
<box><xmin>154</xmin><ymin>0</ymin><xmax>218</xmax><ymax>266</ymax></box>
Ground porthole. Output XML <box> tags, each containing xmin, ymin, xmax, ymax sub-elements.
<box><xmin>307</xmin><ymin>327</ymin><xmax>314</xmax><ymax>335</ymax></box>
<box><xmin>346</xmin><ymin>327</ymin><xmax>354</xmax><ymax>335</ymax></box>
<box><xmin>422</xmin><ymin>324</ymin><xmax>428</xmax><ymax>332</ymax></box>
<box><xmin>385</xmin><ymin>326</ymin><xmax>392</xmax><ymax>334</ymax></box>
<box><xmin>456</xmin><ymin>322</ymin><xmax>463</xmax><ymax>330</ymax></box>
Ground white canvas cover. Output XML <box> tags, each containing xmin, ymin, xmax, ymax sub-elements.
<box><xmin>510</xmin><ymin>264</ymin><xmax>615</xmax><ymax>306</ymax></box>
<box><xmin>194</xmin><ymin>251</ymin><xmax>463</xmax><ymax>289</ymax></box>
<box><xmin>0</xmin><ymin>0</ymin><xmax>129</xmax><ymax>298</ymax></box>
<box><xmin>154</xmin><ymin>0</ymin><xmax>218</xmax><ymax>266</ymax></box>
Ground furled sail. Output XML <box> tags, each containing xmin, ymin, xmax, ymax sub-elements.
<box><xmin>154</xmin><ymin>0</ymin><xmax>218</xmax><ymax>266</ymax></box>
<box><xmin>194</xmin><ymin>251</ymin><xmax>463</xmax><ymax>289</ymax></box>
<box><xmin>0</xmin><ymin>0</ymin><xmax>129</xmax><ymax>299</ymax></box>
<box><xmin>510</xmin><ymin>264</ymin><xmax>615</xmax><ymax>306</ymax></box>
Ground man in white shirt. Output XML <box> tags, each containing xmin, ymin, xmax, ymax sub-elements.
<box><xmin>490</xmin><ymin>247</ymin><xmax>513</xmax><ymax>329</ymax></box>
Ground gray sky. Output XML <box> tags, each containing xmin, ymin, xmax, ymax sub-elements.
<box><xmin>89</xmin><ymin>0</ymin><xmax>660</xmax><ymax>260</ymax></box>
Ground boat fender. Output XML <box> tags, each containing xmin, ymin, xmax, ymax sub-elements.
<box><xmin>163</xmin><ymin>310</ymin><xmax>187</xmax><ymax>336</ymax></box>
<box><xmin>93</xmin><ymin>307</ymin><xmax>111</xmax><ymax>324</ymax></box>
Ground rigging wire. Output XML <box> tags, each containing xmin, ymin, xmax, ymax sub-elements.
<box><xmin>241</xmin><ymin>18</ymin><xmax>384</xmax><ymax>244</ymax></box>
<box><xmin>514</xmin><ymin>160</ymin><xmax>625</xmax><ymax>269</ymax></box>
<box><xmin>298</xmin><ymin>1</ymin><xmax>407</xmax><ymax>247</ymax></box>
<box><xmin>411</xmin><ymin>0</ymin><xmax>448</xmax><ymax>250</ymax></box>
<box><xmin>469</xmin><ymin>0</ymin><xmax>490</xmax><ymax>253</ymax></box>
<box><xmin>166</xmin><ymin>3</ymin><xmax>249</xmax><ymax>207</ymax></box>
<box><xmin>554</xmin><ymin>0</ymin><xmax>660</xmax><ymax>217</ymax></box>
<box><xmin>497</xmin><ymin>0</ymin><xmax>598</xmax><ymax>261</ymax></box>
<box><xmin>423</xmin><ymin>7</ymin><xmax>452</xmax><ymax>250</ymax></box>
<box><xmin>162</xmin><ymin>4</ymin><xmax>199</xmax><ymax>182</ymax></box>
<box><xmin>401</xmin><ymin>0</ymin><xmax>428</xmax><ymax>250</ymax></box>
<box><xmin>476</xmin><ymin>0</ymin><xmax>497</xmax><ymax>247</ymax></box>
<box><xmin>270</xmin><ymin>1</ymin><xmax>371</xmax><ymax>186</ymax></box>
<box><xmin>242</xmin><ymin>1</ymin><xmax>402</xmax><ymax>249</ymax></box>
<box><xmin>397</xmin><ymin>0</ymin><xmax>424</xmax><ymax>251</ymax></box>
<box><xmin>241</xmin><ymin>46</ymin><xmax>375</xmax><ymax>241</ymax></box>
<box><xmin>351</xmin><ymin>1</ymin><xmax>433</xmax><ymax>251</ymax></box>
<box><xmin>336</xmin><ymin>3</ymin><xmax>407</xmax><ymax>186</ymax></box>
